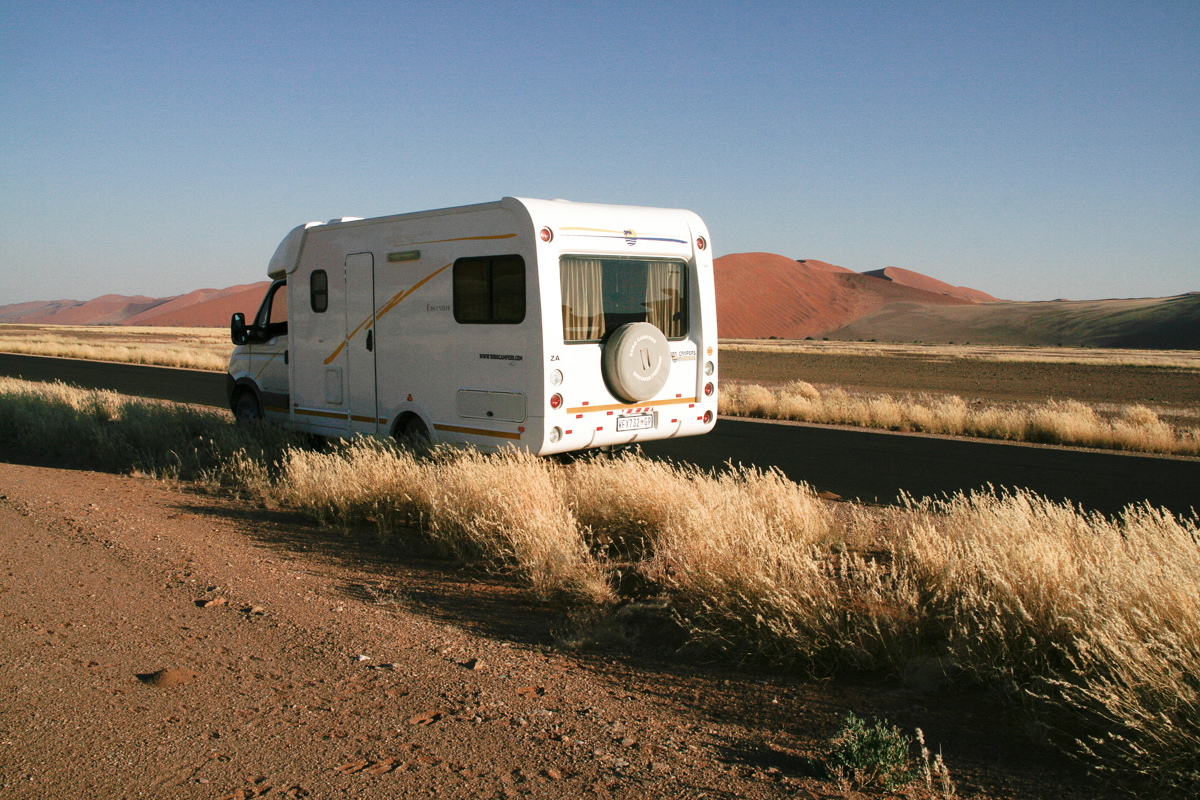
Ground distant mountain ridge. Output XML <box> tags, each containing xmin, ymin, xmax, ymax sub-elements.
<box><xmin>1</xmin><ymin>257</ymin><xmax>1195</xmax><ymax>350</ymax></box>
<box><xmin>0</xmin><ymin>282</ymin><xmax>272</xmax><ymax>327</ymax></box>
<box><xmin>713</xmin><ymin>253</ymin><xmax>998</xmax><ymax>340</ymax></box>
<box><xmin>714</xmin><ymin>253</ymin><xmax>1198</xmax><ymax>349</ymax></box>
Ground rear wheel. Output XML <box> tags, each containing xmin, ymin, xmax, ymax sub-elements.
<box><xmin>233</xmin><ymin>391</ymin><xmax>263</xmax><ymax>424</ymax></box>
<box><xmin>393</xmin><ymin>414</ymin><xmax>430</xmax><ymax>446</ymax></box>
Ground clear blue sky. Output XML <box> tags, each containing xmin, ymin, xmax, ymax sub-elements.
<box><xmin>2</xmin><ymin>1</ymin><xmax>1197</xmax><ymax>305</ymax></box>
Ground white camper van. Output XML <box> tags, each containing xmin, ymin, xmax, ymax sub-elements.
<box><xmin>227</xmin><ymin>197</ymin><xmax>717</xmax><ymax>455</ymax></box>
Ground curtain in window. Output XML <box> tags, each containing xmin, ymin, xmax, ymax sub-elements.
<box><xmin>560</xmin><ymin>257</ymin><xmax>604</xmax><ymax>341</ymax></box>
<box><xmin>645</xmin><ymin>260</ymin><xmax>683</xmax><ymax>337</ymax></box>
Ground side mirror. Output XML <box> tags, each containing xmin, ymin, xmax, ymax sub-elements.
<box><xmin>231</xmin><ymin>312</ymin><xmax>248</xmax><ymax>345</ymax></box>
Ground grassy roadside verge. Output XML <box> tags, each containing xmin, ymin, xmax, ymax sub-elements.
<box><xmin>2</xmin><ymin>377</ymin><xmax>1198</xmax><ymax>795</ymax></box>
<box><xmin>720</xmin><ymin>339</ymin><xmax>1200</xmax><ymax>370</ymax></box>
<box><xmin>721</xmin><ymin>381</ymin><xmax>1200</xmax><ymax>457</ymax></box>
<box><xmin>0</xmin><ymin>324</ymin><xmax>231</xmax><ymax>371</ymax></box>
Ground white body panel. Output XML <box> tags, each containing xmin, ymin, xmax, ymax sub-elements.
<box><xmin>226</xmin><ymin>197</ymin><xmax>718</xmax><ymax>454</ymax></box>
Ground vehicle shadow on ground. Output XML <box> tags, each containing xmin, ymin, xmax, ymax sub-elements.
<box><xmin>160</xmin><ymin>489</ymin><xmax>1120</xmax><ymax>800</ymax></box>
<box><xmin>168</xmin><ymin>494</ymin><xmax>576</xmax><ymax>648</ymax></box>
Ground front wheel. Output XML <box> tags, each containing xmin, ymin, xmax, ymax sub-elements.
<box><xmin>234</xmin><ymin>391</ymin><xmax>263</xmax><ymax>424</ymax></box>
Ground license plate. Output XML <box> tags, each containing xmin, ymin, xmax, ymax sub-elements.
<box><xmin>616</xmin><ymin>413</ymin><xmax>653</xmax><ymax>432</ymax></box>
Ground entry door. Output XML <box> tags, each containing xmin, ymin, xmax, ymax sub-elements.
<box><xmin>345</xmin><ymin>252</ymin><xmax>379</xmax><ymax>435</ymax></box>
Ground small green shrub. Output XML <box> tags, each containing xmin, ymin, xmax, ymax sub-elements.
<box><xmin>823</xmin><ymin>712</ymin><xmax>916</xmax><ymax>790</ymax></box>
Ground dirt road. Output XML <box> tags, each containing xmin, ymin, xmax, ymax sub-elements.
<box><xmin>0</xmin><ymin>460</ymin><xmax>1116</xmax><ymax>799</ymax></box>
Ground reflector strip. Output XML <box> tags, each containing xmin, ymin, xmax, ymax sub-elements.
<box><xmin>566</xmin><ymin>396</ymin><xmax>696</xmax><ymax>415</ymax></box>
<box><xmin>294</xmin><ymin>406</ymin><xmax>348</xmax><ymax>420</ymax></box>
<box><xmin>433</xmin><ymin>423</ymin><xmax>521</xmax><ymax>441</ymax></box>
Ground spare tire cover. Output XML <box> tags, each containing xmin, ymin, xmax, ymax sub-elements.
<box><xmin>602</xmin><ymin>322</ymin><xmax>672</xmax><ymax>403</ymax></box>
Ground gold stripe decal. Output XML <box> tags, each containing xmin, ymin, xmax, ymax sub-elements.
<box><xmin>253</xmin><ymin>347</ymin><xmax>286</xmax><ymax>380</ymax></box>
<box><xmin>433</xmin><ymin>423</ymin><xmax>521</xmax><ymax>441</ymax></box>
<box><xmin>565</xmin><ymin>396</ymin><xmax>698</xmax><ymax>415</ymax></box>
<box><xmin>324</xmin><ymin>262</ymin><xmax>452</xmax><ymax>365</ymax></box>
<box><xmin>406</xmin><ymin>233</ymin><xmax>516</xmax><ymax>245</ymax></box>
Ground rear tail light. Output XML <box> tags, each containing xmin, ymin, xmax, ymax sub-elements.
<box><xmin>696</xmin><ymin>236</ymin><xmax>707</xmax><ymax>251</ymax></box>
<box><xmin>540</xmin><ymin>227</ymin><xmax>554</xmax><ymax>243</ymax></box>
<box><xmin>703</xmin><ymin>410</ymin><xmax>713</xmax><ymax>424</ymax></box>
<box><xmin>550</xmin><ymin>393</ymin><xmax>563</xmax><ymax>410</ymax></box>
<box><xmin>549</xmin><ymin>426</ymin><xmax>563</xmax><ymax>443</ymax></box>
<box><xmin>704</xmin><ymin>382</ymin><xmax>715</xmax><ymax>397</ymax></box>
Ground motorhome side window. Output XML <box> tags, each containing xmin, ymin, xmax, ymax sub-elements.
<box><xmin>453</xmin><ymin>255</ymin><xmax>526</xmax><ymax>324</ymax></box>
<box><xmin>310</xmin><ymin>270</ymin><xmax>328</xmax><ymax>313</ymax></box>
<box><xmin>560</xmin><ymin>257</ymin><xmax>687</xmax><ymax>342</ymax></box>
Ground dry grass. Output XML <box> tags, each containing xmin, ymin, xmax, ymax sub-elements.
<box><xmin>276</xmin><ymin>440</ymin><xmax>609</xmax><ymax>602</ymax></box>
<box><xmin>0</xmin><ymin>376</ymin><xmax>299</xmax><ymax>479</ymax></box>
<box><xmin>1</xmin><ymin>377</ymin><xmax>1198</xmax><ymax>793</ymax></box>
<box><xmin>721</xmin><ymin>381</ymin><xmax>1200</xmax><ymax>456</ymax></box>
<box><xmin>721</xmin><ymin>338</ymin><xmax>1200</xmax><ymax>370</ymax></box>
<box><xmin>721</xmin><ymin>339</ymin><xmax>1200</xmax><ymax>370</ymax></box>
<box><xmin>0</xmin><ymin>324</ymin><xmax>231</xmax><ymax>371</ymax></box>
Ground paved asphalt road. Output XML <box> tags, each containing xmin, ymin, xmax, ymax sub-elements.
<box><xmin>2</xmin><ymin>353</ymin><xmax>1196</xmax><ymax>518</ymax></box>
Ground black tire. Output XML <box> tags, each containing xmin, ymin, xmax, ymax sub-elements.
<box><xmin>601</xmin><ymin>322</ymin><xmax>672</xmax><ymax>403</ymax></box>
<box><xmin>233</xmin><ymin>391</ymin><xmax>263</xmax><ymax>424</ymax></box>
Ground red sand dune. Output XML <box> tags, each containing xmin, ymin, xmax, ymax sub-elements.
<box><xmin>0</xmin><ymin>300</ymin><xmax>84</xmax><ymax>324</ymax></box>
<box><xmin>861</xmin><ymin>266</ymin><xmax>998</xmax><ymax>303</ymax></box>
<box><xmin>21</xmin><ymin>294</ymin><xmax>168</xmax><ymax>326</ymax></box>
<box><xmin>0</xmin><ymin>283</ymin><xmax>272</xmax><ymax>328</ymax></box>
<box><xmin>795</xmin><ymin>258</ymin><xmax>855</xmax><ymax>274</ymax></box>
<box><xmin>714</xmin><ymin>253</ymin><xmax>980</xmax><ymax>339</ymax></box>
<box><xmin>124</xmin><ymin>283</ymin><xmax>271</xmax><ymax>327</ymax></box>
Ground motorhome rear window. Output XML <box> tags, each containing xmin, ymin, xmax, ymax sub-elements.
<box><xmin>453</xmin><ymin>255</ymin><xmax>526</xmax><ymax>324</ymax></box>
<box><xmin>560</xmin><ymin>256</ymin><xmax>688</xmax><ymax>342</ymax></box>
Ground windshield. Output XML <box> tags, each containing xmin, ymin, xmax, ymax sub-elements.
<box><xmin>560</xmin><ymin>256</ymin><xmax>687</xmax><ymax>342</ymax></box>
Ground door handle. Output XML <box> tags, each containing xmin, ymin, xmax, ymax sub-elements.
<box><xmin>366</xmin><ymin>330</ymin><xmax>374</xmax><ymax>352</ymax></box>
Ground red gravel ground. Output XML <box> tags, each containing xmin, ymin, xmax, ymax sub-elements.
<box><xmin>0</xmin><ymin>457</ymin><xmax>1132</xmax><ymax>800</ymax></box>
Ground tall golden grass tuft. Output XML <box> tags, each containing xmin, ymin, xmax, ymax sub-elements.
<box><xmin>894</xmin><ymin>492</ymin><xmax>1200</xmax><ymax>790</ymax></box>
<box><xmin>421</xmin><ymin>448</ymin><xmax>607</xmax><ymax>601</ymax></box>
<box><xmin>721</xmin><ymin>382</ymin><xmax>1200</xmax><ymax>456</ymax></box>
<box><xmin>277</xmin><ymin>440</ymin><xmax>610</xmax><ymax>602</ymax></box>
